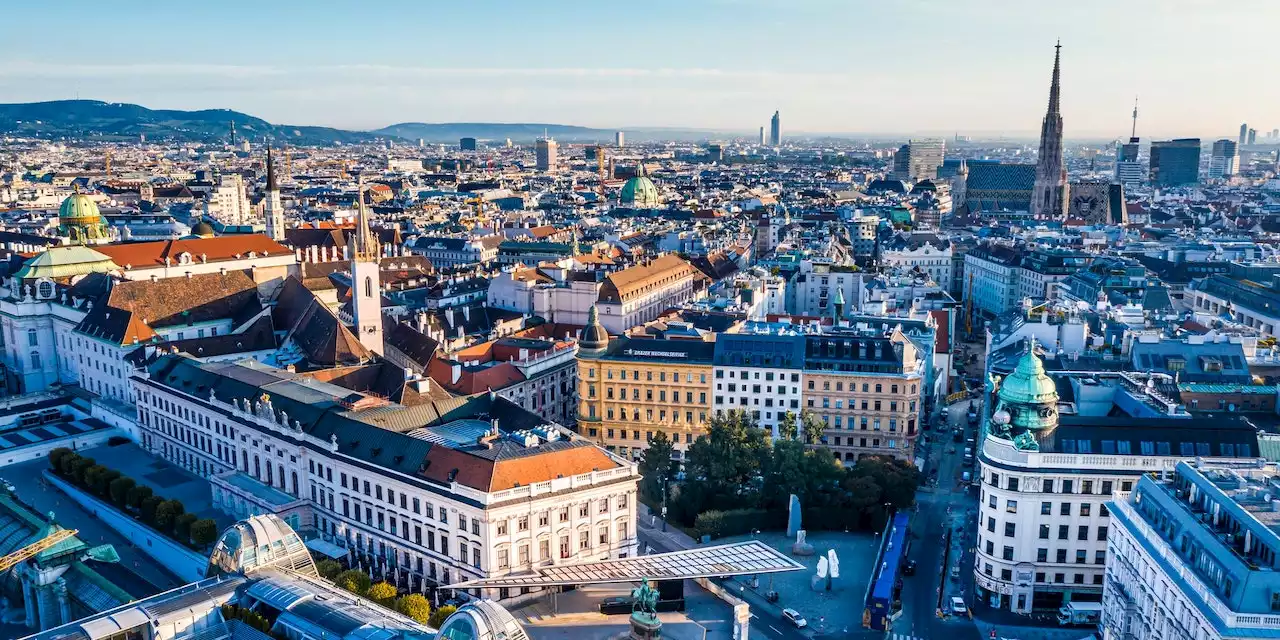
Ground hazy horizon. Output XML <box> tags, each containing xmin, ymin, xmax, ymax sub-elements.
<box><xmin>3</xmin><ymin>0</ymin><xmax>1277</xmax><ymax>141</ymax></box>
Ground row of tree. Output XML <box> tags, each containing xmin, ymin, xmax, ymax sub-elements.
<box><xmin>639</xmin><ymin>410</ymin><xmax>920</xmax><ymax>536</ymax></box>
<box><xmin>314</xmin><ymin>559</ymin><xmax>456</xmax><ymax>628</ymax></box>
<box><xmin>48</xmin><ymin>447</ymin><xmax>218</xmax><ymax>549</ymax></box>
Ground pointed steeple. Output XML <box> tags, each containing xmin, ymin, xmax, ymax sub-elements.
<box><xmin>354</xmin><ymin>176</ymin><xmax>377</xmax><ymax>261</ymax></box>
<box><xmin>266</xmin><ymin>146</ymin><xmax>277</xmax><ymax>192</ymax></box>
<box><xmin>1047</xmin><ymin>40</ymin><xmax>1062</xmax><ymax>116</ymax></box>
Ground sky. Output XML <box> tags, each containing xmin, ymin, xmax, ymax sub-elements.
<box><xmin>1</xmin><ymin>0</ymin><xmax>1276</xmax><ymax>139</ymax></box>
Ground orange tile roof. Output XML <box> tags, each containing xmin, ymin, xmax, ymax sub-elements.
<box><xmin>489</xmin><ymin>447</ymin><xmax>618</xmax><ymax>491</ymax></box>
<box><xmin>96</xmin><ymin>235</ymin><xmax>292</xmax><ymax>268</ymax></box>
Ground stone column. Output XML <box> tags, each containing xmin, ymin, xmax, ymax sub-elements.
<box><xmin>55</xmin><ymin>579</ymin><xmax>70</xmax><ymax>627</ymax></box>
<box><xmin>22</xmin><ymin>578</ymin><xmax>36</xmax><ymax>629</ymax></box>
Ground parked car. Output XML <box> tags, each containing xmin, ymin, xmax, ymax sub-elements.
<box><xmin>765</xmin><ymin>590</ymin><xmax>779</xmax><ymax>603</ymax></box>
<box><xmin>950</xmin><ymin>597</ymin><xmax>968</xmax><ymax>615</ymax></box>
<box><xmin>599</xmin><ymin>597</ymin><xmax>633</xmax><ymax>615</ymax></box>
<box><xmin>782</xmin><ymin>609</ymin><xmax>807</xmax><ymax>628</ymax></box>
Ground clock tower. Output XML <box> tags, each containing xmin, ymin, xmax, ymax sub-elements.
<box><xmin>351</xmin><ymin>177</ymin><xmax>383</xmax><ymax>355</ymax></box>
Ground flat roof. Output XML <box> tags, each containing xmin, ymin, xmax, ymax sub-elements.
<box><xmin>446</xmin><ymin>540</ymin><xmax>804</xmax><ymax>589</ymax></box>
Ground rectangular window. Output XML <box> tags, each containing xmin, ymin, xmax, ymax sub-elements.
<box><xmin>1060</xmin><ymin>503</ymin><xmax>1071</xmax><ymax>516</ymax></box>
<box><xmin>1081</xmin><ymin>503</ymin><xmax>1092</xmax><ymax>517</ymax></box>
<box><xmin>1056</xmin><ymin>549</ymin><xmax>1067</xmax><ymax>563</ymax></box>
<box><xmin>1004</xmin><ymin>522</ymin><xmax>1016</xmax><ymax>537</ymax></box>
<box><xmin>1041</xmin><ymin>502</ymin><xmax>1051</xmax><ymax>515</ymax></box>
<box><xmin>1039</xmin><ymin>524</ymin><xmax>1049</xmax><ymax>539</ymax></box>
<box><xmin>1078</xmin><ymin>525</ymin><xmax>1089</xmax><ymax>541</ymax></box>
<box><xmin>1057</xmin><ymin>525</ymin><xmax>1068</xmax><ymax>540</ymax></box>
<box><xmin>1036</xmin><ymin>548</ymin><xmax>1048</xmax><ymax>562</ymax></box>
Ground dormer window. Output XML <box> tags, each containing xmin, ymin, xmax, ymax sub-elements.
<box><xmin>178</xmin><ymin>252</ymin><xmax>193</xmax><ymax>265</ymax></box>
<box><xmin>36</xmin><ymin>279</ymin><xmax>54</xmax><ymax>300</ymax></box>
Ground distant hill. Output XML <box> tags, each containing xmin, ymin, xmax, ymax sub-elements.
<box><xmin>375</xmin><ymin>122</ymin><xmax>617</xmax><ymax>143</ymax></box>
<box><xmin>0</xmin><ymin>99</ymin><xmax>728</xmax><ymax>145</ymax></box>
<box><xmin>0</xmin><ymin>100</ymin><xmax>380</xmax><ymax>145</ymax></box>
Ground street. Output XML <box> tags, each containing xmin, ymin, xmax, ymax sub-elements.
<box><xmin>891</xmin><ymin>398</ymin><xmax>982</xmax><ymax>640</ymax></box>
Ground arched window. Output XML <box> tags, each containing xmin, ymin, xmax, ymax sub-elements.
<box><xmin>30</xmin><ymin>351</ymin><xmax>41</xmax><ymax>369</ymax></box>
<box><xmin>364</xmin><ymin>276</ymin><xmax>373</xmax><ymax>298</ymax></box>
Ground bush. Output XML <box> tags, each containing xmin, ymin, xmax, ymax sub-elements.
<box><xmin>694</xmin><ymin>509</ymin><xmax>785</xmax><ymax>539</ymax></box>
<box><xmin>366</xmin><ymin>581</ymin><xmax>397</xmax><ymax>607</ymax></box>
<box><xmin>395</xmin><ymin>594</ymin><xmax>431</xmax><ymax>624</ymax></box>
<box><xmin>140</xmin><ymin>495</ymin><xmax>164</xmax><ymax>523</ymax></box>
<box><xmin>316</xmin><ymin>559</ymin><xmax>343</xmax><ymax>580</ymax></box>
<box><xmin>175</xmin><ymin>513</ymin><xmax>198</xmax><ymax>542</ymax></box>
<box><xmin>93</xmin><ymin>468</ymin><xmax>121</xmax><ymax>497</ymax></box>
<box><xmin>127</xmin><ymin>484</ymin><xmax>153</xmax><ymax>510</ymax></box>
<box><xmin>191</xmin><ymin>519</ymin><xmax>219</xmax><ymax>548</ymax></box>
<box><xmin>109</xmin><ymin>477</ymin><xmax>136</xmax><ymax>507</ymax></box>
<box><xmin>334</xmin><ymin>569</ymin><xmax>371</xmax><ymax>595</ymax></box>
<box><xmin>71</xmin><ymin>456</ymin><xmax>97</xmax><ymax>485</ymax></box>
<box><xmin>58</xmin><ymin>453</ymin><xmax>82</xmax><ymax>477</ymax></box>
<box><xmin>428</xmin><ymin>605</ymin><xmax>457</xmax><ymax>629</ymax></box>
<box><xmin>154</xmin><ymin>500</ymin><xmax>184</xmax><ymax>532</ymax></box>
<box><xmin>48</xmin><ymin>447</ymin><xmax>74</xmax><ymax>472</ymax></box>
<box><xmin>82</xmin><ymin>465</ymin><xmax>106</xmax><ymax>492</ymax></box>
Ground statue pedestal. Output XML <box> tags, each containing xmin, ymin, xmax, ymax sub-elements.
<box><xmin>629</xmin><ymin>612</ymin><xmax>662</xmax><ymax>640</ymax></box>
<box><xmin>792</xmin><ymin>541</ymin><xmax>815</xmax><ymax>556</ymax></box>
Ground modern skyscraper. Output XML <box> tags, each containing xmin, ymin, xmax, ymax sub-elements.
<box><xmin>1209</xmin><ymin>139</ymin><xmax>1239</xmax><ymax>178</ymax></box>
<box><xmin>350</xmin><ymin>177</ymin><xmax>383</xmax><ymax>354</ymax></box>
<box><xmin>1149</xmin><ymin>138</ymin><xmax>1201</xmax><ymax>186</ymax></box>
<box><xmin>759</xmin><ymin>126</ymin><xmax>766</xmax><ymax>145</ymax></box>
<box><xmin>1031</xmin><ymin>42</ymin><xmax>1068</xmax><ymax>220</ymax></box>
<box><xmin>1273</xmin><ymin>128</ymin><xmax>1279</xmax><ymax>140</ymax></box>
<box><xmin>1239</xmin><ymin>123</ymin><xmax>1249</xmax><ymax>146</ymax></box>
<box><xmin>893</xmin><ymin>139</ymin><xmax>945</xmax><ymax>180</ymax></box>
<box><xmin>615</xmin><ymin>131</ymin><xmax>625</xmax><ymax>147</ymax></box>
<box><xmin>263</xmin><ymin>147</ymin><xmax>284</xmax><ymax>240</ymax></box>
<box><xmin>535</xmin><ymin>136</ymin><xmax>558</xmax><ymax>171</ymax></box>
<box><xmin>769</xmin><ymin>110</ymin><xmax>781</xmax><ymax>146</ymax></box>
<box><xmin>460</xmin><ymin>137</ymin><xmax>477</xmax><ymax>151</ymax></box>
<box><xmin>1248</xmin><ymin>128</ymin><xmax>1258</xmax><ymax>145</ymax></box>
<box><xmin>892</xmin><ymin>144</ymin><xmax>912</xmax><ymax>179</ymax></box>
<box><xmin>1115</xmin><ymin>98</ymin><xmax>1144</xmax><ymax>185</ymax></box>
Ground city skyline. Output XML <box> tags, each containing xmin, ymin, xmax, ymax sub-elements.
<box><xmin>1</xmin><ymin>0</ymin><xmax>1278</xmax><ymax>139</ymax></box>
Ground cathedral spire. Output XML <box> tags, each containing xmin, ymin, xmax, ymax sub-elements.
<box><xmin>1047</xmin><ymin>40</ymin><xmax>1061</xmax><ymax>116</ymax></box>
<box><xmin>354</xmin><ymin>176</ymin><xmax>377</xmax><ymax>261</ymax></box>
<box><xmin>266</xmin><ymin>146</ymin><xmax>277</xmax><ymax>192</ymax></box>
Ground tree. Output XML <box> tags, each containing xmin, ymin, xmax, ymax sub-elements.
<box><xmin>127</xmin><ymin>484</ymin><xmax>153</xmax><ymax>510</ymax></box>
<box><xmin>48</xmin><ymin>447</ymin><xmax>74</xmax><ymax>472</ymax></box>
<box><xmin>109</xmin><ymin>477</ymin><xmax>136</xmax><ymax>507</ymax></box>
<box><xmin>191</xmin><ymin>519</ymin><xmax>219</xmax><ymax>548</ymax></box>
<box><xmin>58</xmin><ymin>452</ymin><xmax>82</xmax><ymax>477</ymax></box>
<box><xmin>394</xmin><ymin>594</ymin><xmax>431</xmax><ymax>625</ymax></box>
<box><xmin>175</xmin><ymin>513</ymin><xmax>198</xmax><ymax>542</ymax></box>
<box><xmin>428</xmin><ymin>605</ymin><xmax>457</xmax><ymax>629</ymax></box>
<box><xmin>93</xmin><ymin>468</ymin><xmax>121</xmax><ymax>497</ymax></box>
<box><xmin>366</xmin><ymin>581</ymin><xmax>397</xmax><ymax>607</ymax></box>
<box><xmin>154</xmin><ymin>500</ymin><xmax>184</xmax><ymax>531</ymax></box>
<box><xmin>140</xmin><ymin>495</ymin><xmax>163</xmax><ymax>523</ymax></box>
<box><xmin>800</xmin><ymin>410</ymin><xmax>825</xmax><ymax>446</ymax></box>
<box><xmin>72</xmin><ymin>456</ymin><xmax>97</xmax><ymax>485</ymax></box>
<box><xmin>637</xmin><ymin>431</ymin><xmax>673</xmax><ymax>503</ymax></box>
<box><xmin>335</xmin><ymin>569</ymin><xmax>371</xmax><ymax>595</ymax></box>
<box><xmin>316</xmin><ymin>559</ymin><xmax>343</xmax><ymax>580</ymax></box>
<box><xmin>778</xmin><ymin>411</ymin><xmax>798</xmax><ymax>441</ymax></box>
<box><xmin>82</xmin><ymin>465</ymin><xmax>105</xmax><ymax>492</ymax></box>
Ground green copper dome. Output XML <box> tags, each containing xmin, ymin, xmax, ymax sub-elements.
<box><xmin>59</xmin><ymin>193</ymin><xmax>101</xmax><ymax>222</ymax></box>
<box><xmin>997</xmin><ymin>344</ymin><xmax>1058</xmax><ymax>406</ymax></box>
<box><xmin>620</xmin><ymin>175</ymin><xmax>660</xmax><ymax>208</ymax></box>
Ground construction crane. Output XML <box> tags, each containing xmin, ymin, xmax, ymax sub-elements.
<box><xmin>0</xmin><ymin>528</ymin><xmax>78</xmax><ymax>574</ymax></box>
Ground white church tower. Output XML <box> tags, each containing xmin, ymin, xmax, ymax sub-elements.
<box><xmin>351</xmin><ymin>177</ymin><xmax>383</xmax><ymax>354</ymax></box>
<box><xmin>264</xmin><ymin>146</ymin><xmax>284</xmax><ymax>240</ymax></box>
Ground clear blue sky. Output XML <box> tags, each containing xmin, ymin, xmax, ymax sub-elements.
<box><xmin>2</xmin><ymin>0</ymin><xmax>1275</xmax><ymax>138</ymax></box>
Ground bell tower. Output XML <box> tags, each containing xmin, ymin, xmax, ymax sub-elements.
<box><xmin>350</xmin><ymin>176</ymin><xmax>383</xmax><ymax>354</ymax></box>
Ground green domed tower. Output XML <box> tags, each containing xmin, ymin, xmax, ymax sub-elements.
<box><xmin>988</xmin><ymin>338</ymin><xmax>1059</xmax><ymax>448</ymax></box>
<box><xmin>58</xmin><ymin>192</ymin><xmax>111</xmax><ymax>245</ymax></box>
<box><xmin>619</xmin><ymin>164</ymin><xmax>661</xmax><ymax>208</ymax></box>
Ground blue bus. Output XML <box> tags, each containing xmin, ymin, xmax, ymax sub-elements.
<box><xmin>864</xmin><ymin>512</ymin><xmax>910</xmax><ymax>631</ymax></box>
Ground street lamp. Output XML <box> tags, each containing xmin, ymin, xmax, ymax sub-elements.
<box><xmin>661</xmin><ymin>481</ymin><xmax>668</xmax><ymax>532</ymax></box>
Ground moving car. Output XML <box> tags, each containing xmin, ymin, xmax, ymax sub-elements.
<box><xmin>903</xmin><ymin>559</ymin><xmax>917</xmax><ymax>575</ymax></box>
<box><xmin>599</xmin><ymin>596</ymin><xmax>633</xmax><ymax>615</ymax></box>
<box><xmin>782</xmin><ymin>608</ymin><xmax>807</xmax><ymax>628</ymax></box>
<box><xmin>950</xmin><ymin>596</ymin><xmax>968</xmax><ymax>615</ymax></box>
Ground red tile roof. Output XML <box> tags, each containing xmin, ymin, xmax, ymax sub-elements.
<box><xmin>96</xmin><ymin>235</ymin><xmax>292</xmax><ymax>268</ymax></box>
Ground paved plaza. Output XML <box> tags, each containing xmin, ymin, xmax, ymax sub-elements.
<box><xmin>717</xmin><ymin>530</ymin><xmax>878</xmax><ymax>637</ymax></box>
<box><xmin>512</xmin><ymin>581</ymin><xmax>729</xmax><ymax>640</ymax></box>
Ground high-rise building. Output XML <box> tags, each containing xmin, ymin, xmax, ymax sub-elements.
<box><xmin>1239</xmin><ymin>122</ymin><xmax>1249</xmax><ymax>146</ymax></box>
<box><xmin>459</xmin><ymin>137</ymin><xmax>477</xmax><ymax>151</ymax></box>
<box><xmin>769</xmin><ymin>110</ymin><xmax>781</xmax><ymax>146</ymax></box>
<box><xmin>892</xmin><ymin>143</ymin><xmax>912</xmax><ymax>179</ymax></box>
<box><xmin>1149</xmin><ymin>138</ymin><xmax>1201</xmax><ymax>186</ymax></box>
<box><xmin>1273</xmin><ymin>128</ymin><xmax>1279</xmax><ymax>140</ymax></box>
<box><xmin>1116</xmin><ymin>102</ymin><xmax>1144</xmax><ymax>186</ymax></box>
<box><xmin>535</xmin><ymin>136</ymin><xmax>558</xmax><ymax>172</ymax></box>
<box><xmin>615</xmin><ymin>131</ymin><xmax>625</xmax><ymax>147</ymax></box>
<box><xmin>1031</xmin><ymin>42</ymin><xmax>1068</xmax><ymax>220</ymax></box>
<box><xmin>1248</xmin><ymin>128</ymin><xmax>1258</xmax><ymax>145</ymax></box>
<box><xmin>1209</xmin><ymin>139</ymin><xmax>1239</xmax><ymax>178</ymax></box>
<box><xmin>263</xmin><ymin>147</ymin><xmax>284</xmax><ymax>240</ymax></box>
<box><xmin>759</xmin><ymin>126</ymin><xmax>766</xmax><ymax>145</ymax></box>
<box><xmin>892</xmin><ymin>140</ymin><xmax>945</xmax><ymax>181</ymax></box>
